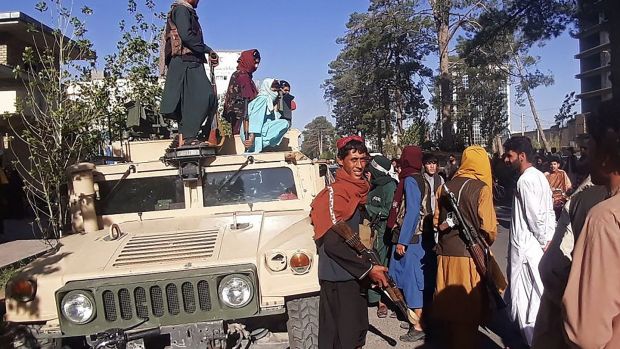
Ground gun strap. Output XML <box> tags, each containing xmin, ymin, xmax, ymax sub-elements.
<box><xmin>457</xmin><ymin>179</ymin><xmax>473</xmax><ymax>205</ymax></box>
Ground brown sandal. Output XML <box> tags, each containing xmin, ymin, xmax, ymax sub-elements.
<box><xmin>377</xmin><ymin>304</ymin><xmax>388</xmax><ymax>318</ymax></box>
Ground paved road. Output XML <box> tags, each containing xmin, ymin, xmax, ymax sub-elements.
<box><xmin>364</xmin><ymin>206</ymin><xmax>513</xmax><ymax>348</ymax></box>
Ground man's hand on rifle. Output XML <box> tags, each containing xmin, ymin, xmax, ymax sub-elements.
<box><xmin>368</xmin><ymin>265</ymin><xmax>389</xmax><ymax>288</ymax></box>
<box><xmin>209</xmin><ymin>52</ymin><xmax>220</xmax><ymax>67</ymax></box>
<box><xmin>244</xmin><ymin>133</ymin><xmax>255</xmax><ymax>149</ymax></box>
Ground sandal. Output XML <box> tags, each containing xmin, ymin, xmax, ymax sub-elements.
<box><xmin>377</xmin><ymin>304</ymin><xmax>388</xmax><ymax>318</ymax></box>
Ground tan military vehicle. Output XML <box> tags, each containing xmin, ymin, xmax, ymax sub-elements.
<box><xmin>4</xmin><ymin>130</ymin><xmax>325</xmax><ymax>349</ymax></box>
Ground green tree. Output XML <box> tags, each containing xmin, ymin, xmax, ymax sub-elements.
<box><xmin>451</xmin><ymin>55</ymin><xmax>510</xmax><ymax>148</ymax></box>
<box><xmin>301</xmin><ymin>116</ymin><xmax>337</xmax><ymax>159</ymax></box>
<box><xmin>2</xmin><ymin>0</ymin><xmax>103</xmax><ymax>239</ymax></box>
<box><xmin>324</xmin><ymin>0</ymin><xmax>433</xmax><ymax>152</ymax></box>
<box><xmin>427</xmin><ymin>0</ymin><xmax>488</xmax><ymax>150</ymax></box>
<box><xmin>461</xmin><ymin>0</ymin><xmax>576</xmax><ymax>152</ymax></box>
<box><xmin>554</xmin><ymin>91</ymin><xmax>578</xmax><ymax>127</ymax></box>
<box><xmin>400</xmin><ymin>116</ymin><xmax>430</xmax><ymax>147</ymax></box>
<box><xmin>98</xmin><ymin>0</ymin><xmax>165</xmax><ymax>142</ymax></box>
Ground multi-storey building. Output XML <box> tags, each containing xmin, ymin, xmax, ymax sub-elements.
<box><xmin>575</xmin><ymin>0</ymin><xmax>612</xmax><ymax>114</ymax></box>
<box><xmin>451</xmin><ymin>68</ymin><xmax>511</xmax><ymax>148</ymax></box>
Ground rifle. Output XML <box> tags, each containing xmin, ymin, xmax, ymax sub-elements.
<box><xmin>440</xmin><ymin>183</ymin><xmax>506</xmax><ymax>310</ymax></box>
<box><xmin>208</xmin><ymin>53</ymin><xmax>224</xmax><ymax>146</ymax></box>
<box><xmin>331</xmin><ymin>222</ymin><xmax>420</xmax><ymax>325</ymax></box>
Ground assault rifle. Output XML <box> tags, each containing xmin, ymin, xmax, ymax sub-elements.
<box><xmin>440</xmin><ymin>183</ymin><xmax>506</xmax><ymax>310</ymax></box>
<box><xmin>331</xmin><ymin>222</ymin><xmax>420</xmax><ymax>325</ymax></box>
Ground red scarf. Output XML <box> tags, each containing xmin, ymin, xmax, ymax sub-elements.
<box><xmin>387</xmin><ymin>146</ymin><xmax>423</xmax><ymax>228</ymax></box>
<box><xmin>310</xmin><ymin>168</ymin><xmax>370</xmax><ymax>240</ymax></box>
<box><xmin>237</xmin><ymin>49</ymin><xmax>258</xmax><ymax>74</ymax></box>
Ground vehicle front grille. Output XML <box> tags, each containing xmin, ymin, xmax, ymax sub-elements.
<box><xmin>101</xmin><ymin>281</ymin><xmax>212</xmax><ymax>322</ymax></box>
<box><xmin>57</xmin><ymin>266</ymin><xmax>259</xmax><ymax>336</ymax></box>
<box><xmin>113</xmin><ymin>229</ymin><xmax>220</xmax><ymax>267</ymax></box>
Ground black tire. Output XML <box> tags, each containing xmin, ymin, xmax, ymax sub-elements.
<box><xmin>9</xmin><ymin>325</ymin><xmax>61</xmax><ymax>349</ymax></box>
<box><xmin>286</xmin><ymin>296</ymin><xmax>319</xmax><ymax>349</ymax></box>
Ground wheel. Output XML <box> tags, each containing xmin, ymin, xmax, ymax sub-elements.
<box><xmin>9</xmin><ymin>325</ymin><xmax>62</xmax><ymax>349</ymax></box>
<box><xmin>286</xmin><ymin>296</ymin><xmax>319</xmax><ymax>349</ymax></box>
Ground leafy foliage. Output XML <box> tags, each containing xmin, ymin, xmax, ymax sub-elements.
<box><xmin>458</xmin><ymin>0</ymin><xmax>575</xmax><ymax>152</ymax></box>
<box><xmin>400</xmin><ymin>116</ymin><xmax>431</xmax><ymax>147</ymax></box>
<box><xmin>301</xmin><ymin>116</ymin><xmax>337</xmax><ymax>159</ymax></box>
<box><xmin>427</xmin><ymin>0</ymin><xmax>488</xmax><ymax>150</ymax></box>
<box><xmin>324</xmin><ymin>0</ymin><xmax>433</xmax><ymax>152</ymax></box>
<box><xmin>2</xmin><ymin>0</ymin><xmax>166</xmax><ymax>239</ymax></box>
<box><xmin>97</xmin><ymin>0</ymin><xmax>166</xmax><ymax>141</ymax></box>
<box><xmin>554</xmin><ymin>91</ymin><xmax>578</xmax><ymax>126</ymax></box>
<box><xmin>451</xmin><ymin>56</ymin><xmax>510</xmax><ymax>148</ymax></box>
<box><xmin>2</xmin><ymin>0</ymin><xmax>103</xmax><ymax>239</ymax></box>
<box><xmin>463</xmin><ymin>0</ymin><xmax>576</xmax><ymax>57</ymax></box>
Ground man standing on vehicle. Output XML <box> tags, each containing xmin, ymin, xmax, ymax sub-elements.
<box><xmin>160</xmin><ymin>0</ymin><xmax>219</xmax><ymax>146</ymax></box>
<box><xmin>503</xmin><ymin>136</ymin><xmax>556</xmax><ymax>346</ymax></box>
<box><xmin>310</xmin><ymin>136</ymin><xmax>389</xmax><ymax>349</ymax></box>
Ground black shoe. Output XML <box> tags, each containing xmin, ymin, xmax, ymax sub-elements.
<box><xmin>399</xmin><ymin>328</ymin><xmax>425</xmax><ymax>342</ymax></box>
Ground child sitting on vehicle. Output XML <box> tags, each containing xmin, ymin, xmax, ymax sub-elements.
<box><xmin>241</xmin><ymin>79</ymin><xmax>290</xmax><ymax>153</ymax></box>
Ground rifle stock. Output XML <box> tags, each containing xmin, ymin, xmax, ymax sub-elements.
<box><xmin>331</xmin><ymin>222</ymin><xmax>420</xmax><ymax>325</ymax></box>
<box><xmin>441</xmin><ymin>184</ymin><xmax>507</xmax><ymax>310</ymax></box>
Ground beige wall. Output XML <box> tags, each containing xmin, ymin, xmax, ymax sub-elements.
<box><xmin>0</xmin><ymin>44</ymin><xmax>7</xmax><ymax>65</ymax></box>
<box><xmin>0</xmin><ymin>89</ymin><xmax>18</xmax><ymax>114</ymax></box>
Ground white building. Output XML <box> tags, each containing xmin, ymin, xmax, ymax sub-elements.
<box><xmin>206</xmin><ymin>50</ymin><xmax>242</xmax><ymax>100</ymax></box>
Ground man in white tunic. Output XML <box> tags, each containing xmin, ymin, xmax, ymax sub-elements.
<box><xmin>503</xmin><ymin>136</ymin><xmax>556</xmax><ymax>345</ymax></box>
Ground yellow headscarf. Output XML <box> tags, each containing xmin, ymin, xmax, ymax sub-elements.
<box><xmin>453</xmin><ymin>146</ymin><xmax>493</xmax><ymax>188</ymax></box>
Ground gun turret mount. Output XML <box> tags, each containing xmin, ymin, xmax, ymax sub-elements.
<box><xmin>162</xmin><ymin>144</ymin><xmax>218</xmax><ymax>181</ymax></box>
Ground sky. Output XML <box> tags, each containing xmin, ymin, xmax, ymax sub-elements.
<box><xmin>5</xmin><ymin>0</ymin><xmax>581</xmax><ymax>134</ymax></box>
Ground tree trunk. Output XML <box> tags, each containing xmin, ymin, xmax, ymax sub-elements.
<box><xmin>377</xmin><ymin>118</ymin><xmax>383</xmax><ymax>153</ymax></box>
<box><xmin>432</xmin><ymin>0</ymin><xmax>453</xmax><ymax>150</ymax></box>
<box><xmin>513</xmin><ymin>54</ymin><xmax>551</xmax><ymax>152</ymax></box>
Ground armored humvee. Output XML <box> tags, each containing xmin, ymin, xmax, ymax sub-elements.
<box><xmin>4</xmin><ymin>130</ymin><xmax>324</xmax><ymax>349</ymax></box>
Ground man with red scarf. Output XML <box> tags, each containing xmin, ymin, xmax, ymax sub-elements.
<box><xmin>310</xmin><ymin>136</ymin><xmax>389</xmax><ymax>349</ymax></box>
<box><xmin>223</xmin><ymin>49</ymin><xmax>261</xmax><ymax>134</ymax></box>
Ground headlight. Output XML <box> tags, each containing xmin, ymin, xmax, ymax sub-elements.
<box><xmin>218</xmin><ymin>275</ymin><xmax>253</xmax><ymax>308</ymax></box>
<box><xmin>61</xmin><ymin>291</ymin><xmax>96</xmax><ymax>324</ymax></box>
<box><xmin>265</xmin><ymin>250</ymin><xmax>287</xmax><ymax>272</ymax></box>
<box><xmin>7</xmin><ymin>278</ymin><xmax>37</xmax><ymax>302</ymax></box>
<box><xmin>290</xmin><ymin>251</ymin><xmax>312</xmax><ymax>275</ymax></box>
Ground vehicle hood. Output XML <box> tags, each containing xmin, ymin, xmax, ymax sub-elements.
<box><xmin>6</xmin><ymin>211</ymin><xmax>312</xmax><ymax>322</ymax></box>
<box><xmin>20</xmin><ymin>211</ymin><xmax>310</xmax><ymax>283</ymax></box>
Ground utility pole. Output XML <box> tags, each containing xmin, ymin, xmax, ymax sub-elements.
<box><xmin>521</xmin><ymin>112</ymin><xmax>524</xmax><ymax>136</ymax></box>
<box><xmin>318</xmin><ymin>129</ymin><xmax>323</xmax><ymax>158</ymax></box>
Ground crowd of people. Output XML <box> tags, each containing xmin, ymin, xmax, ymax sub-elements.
<box><xmin>309</xmin><ymin>100</ymin><xmax>620</xmax><ymax>349</ymax></box>
<box><xmin>159</xmin><ymin>0</ymin><xmax>296</xmax><ymax>150</ymax></box>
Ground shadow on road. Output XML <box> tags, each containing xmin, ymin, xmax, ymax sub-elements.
<box><xmin>369</xmin><ymin>325</ymin><xmax>398</xmax><ymax>347</ymax></box>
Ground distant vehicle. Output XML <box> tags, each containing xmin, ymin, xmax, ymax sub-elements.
<box><xmin>5</xmin><ymin>130</ymin><xmax>326</xmax><ymax>349</ymax></box>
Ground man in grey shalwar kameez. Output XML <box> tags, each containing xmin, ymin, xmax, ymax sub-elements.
<box><xmin>160</xmin><ymin>0</ymin><xmax>218</xmax><ymax>145</ymax></box>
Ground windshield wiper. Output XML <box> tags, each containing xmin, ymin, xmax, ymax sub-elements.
<box><xmin>216</xmin><ymin>156</ymin><xmax>254</xmax><ymax>193</ymax></box>
<box><xmin>101</xmin><ymin>165</ymin><xmax>136</xmax><ymax>203</ymax></box>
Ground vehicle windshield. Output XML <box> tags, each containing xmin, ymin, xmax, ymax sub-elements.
<box><xmin>96</xmin><ymin>175</ymin><xmax>185</xmax><ymax>215</ymax></box>
<box><xmin>203</xmin><ymin>167</ymin><xmax>298</xmax><ymax>207</ymax></box>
